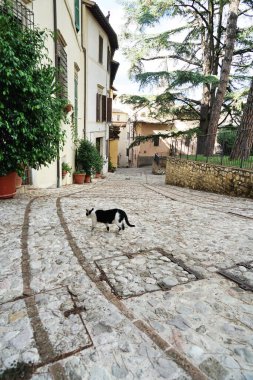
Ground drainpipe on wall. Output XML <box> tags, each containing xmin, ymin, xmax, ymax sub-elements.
<box><xmin>53</xmin><ymin>0</ymin><xmax>60</xmax><ymax>188</ymax></box>
<box><xmin>81</xmin><ymin>2</ymin><xmax>86</xmax><ymax>138</ymax></box>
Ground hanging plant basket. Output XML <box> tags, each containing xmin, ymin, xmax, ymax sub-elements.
<box><xmin>65</xmin><ymin>103</ymin><xmax>73</xmax><ymax>113</ymax></box>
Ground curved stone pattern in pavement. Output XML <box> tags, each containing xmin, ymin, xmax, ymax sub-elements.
<box><xmin>0</xmin><ymin>167</ymin><xmax>253</xmax><ymax>379</ymax></box>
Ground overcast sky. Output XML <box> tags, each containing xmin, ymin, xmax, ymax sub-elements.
<box><xmin>98</xmin><ymin>0</ymin><xmax>141</xmax><ymax>96</ymax></box>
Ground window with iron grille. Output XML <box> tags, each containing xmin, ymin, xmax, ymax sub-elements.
<box><xmin>0</xmin><ymin>0</ymin><xmax>34</xmax><ymax>28</ymax></box>
<box><xmin>99</xmin><ymin>35</ymin><xmax>103</xmax><ymax>64</ymax></box>
<box><xmin>57</xmin><ymin>39</ymin><xmax>68</xmax><ymax>99</ymax></box>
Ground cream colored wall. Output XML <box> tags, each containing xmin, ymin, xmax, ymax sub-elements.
<box><xmin>109</xmin><ymin>140</ymin><xmax>118</xmax><ymax>168</ymax></box>
<box><xmin>23</xmin><ymin>0</ymin><xmax>84</xmax><ymax>188</ymax></box>
<box><xmin>131</xmin><ymin>123</ymin><xmax>172</xmax><ymax>167</ymax></box>
<box><xmin>83</xmin><ymin>7</ymin><xmax>111</xmax><ymax>173</ymax></box>
<box><xmin>112</xmin><ymin>111</ymin><xmax>131</xmax><ymax>167</ymax></box>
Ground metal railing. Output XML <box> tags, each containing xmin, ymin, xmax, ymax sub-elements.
<box><xmin>165</xmin><ymin>129</ymin><xmax>253</xmax><ymax>170</ymax></box>
<box><xmin>0</xmin><ymin>0</ymin><xmax>34</xmax><ymax>28</ymax></box>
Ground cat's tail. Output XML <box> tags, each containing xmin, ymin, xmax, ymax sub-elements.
<box><xmin>124</xmin><ymin>213</ymin><xmax>135</xmax><ymax>227</ymax></box>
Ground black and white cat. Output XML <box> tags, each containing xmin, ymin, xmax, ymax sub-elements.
<box><xmin>86</xmin><ymin>208</ymin><xmax>135</xmax><ymax>232</ymax></box>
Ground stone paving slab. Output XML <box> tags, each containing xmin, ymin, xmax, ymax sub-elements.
<box><xmin>218</xmin><ymin>260</ymin><xmax>253</xmax><ymax>291</ymax></box>
<box><xmin>124</xmin><ymin>277</ymin><xmax>253</xmax><ymax>380</ymax></box>
<box><xmin>0</xmin><ymin>287</ymin><xmax>92</xmax><ymax>374</ymax></box>
<box><xmin>95</xmin><ymin>249</ymin><xmax>199</xmax><ymax>298</ymax></box>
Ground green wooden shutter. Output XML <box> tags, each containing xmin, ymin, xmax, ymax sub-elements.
<box><xmin>74</xmin><ymin>75</ymin><xmax>78</xmax><ymax>130</ymax></box>
<box><xmin>75</xmin><ymin>0</ymin><xmax>80</xmax><ymax>32</ymax></box>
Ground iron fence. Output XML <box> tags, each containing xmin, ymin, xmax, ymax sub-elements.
<box><xmin>0</xmin><ymin>0</ymin><xmax>34</xmax><ymax>28</ymax></box>
<box><xmin>158</xmin><ymin>129</ymin><xmax>253</xmax><ymax>171</ymax></box>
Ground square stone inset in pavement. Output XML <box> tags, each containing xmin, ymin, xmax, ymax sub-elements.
<box><xmin>0</xmin><ymin>287</ymin><xmax>92</xmax><ymax>373</ymax></box>
<box><xmin>218</xmin><ymin>261</ymin><xmax>253</xmax><ymax>291</ymax></box>
<box><xmin>95</xmin><ymin>249</ymin><xmax>199</xmax><ymax>298</ymax></box>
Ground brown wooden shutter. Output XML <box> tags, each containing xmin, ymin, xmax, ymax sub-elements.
<box><xmin>107</xmin><ymin>97</ymin><xmax>112</xmax><ymax>122</ymax></box>
<box><xmin>96</xmin><ymin>93</ymin><xmax>100</xmax><ymax>121</ymax></box>
<box><xmin>102</xmin><ymin>95</ymin><xmax>107</xmax><ymax>121</ymax></box>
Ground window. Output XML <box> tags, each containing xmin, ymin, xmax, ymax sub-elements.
<box><xmin>96</xmin><ymin>87</ymin><xmax>112</xmax><ymax>122</ymax></box>
<box><xmin>57</xmin><ymin>37</ymin><xmax>68</xmax><ymax>99</ymax></box>
<box><xmin>0</xmin><ymin>0</ymin><xmax>34</xmax><ymax>28</ymax></box>
<box><xmin>96</xmin><ymin>137</ymin><xmax>103</xmax><ymax>154</ymax></box>
<box><xmin>154</xmin><ymin>135</ymin><xmax>160</xmax><ymax>147</ymax></box>
<box><xmin>99</xmin><ymin>35</ymin><xmax>103</xmax><ymax>64</ymax></box>
<box><xmin>74</xmin><ymin>0</ymin><xmax>80</xmax><ymax>31</ymax></box>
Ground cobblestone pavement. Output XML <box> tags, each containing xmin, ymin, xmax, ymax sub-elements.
<box><xmin>0</xmin><ymin>167</ymin><xmax>253</xmax><ymax>380</ymax></box>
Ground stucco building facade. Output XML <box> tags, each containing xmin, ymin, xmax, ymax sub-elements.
<box><xmin>15</xmin><ymin>0</ymin><xmax>118</xmax><ymax>188</ymax></box>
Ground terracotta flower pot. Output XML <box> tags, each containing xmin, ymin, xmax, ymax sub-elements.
<box><xmin>73</xmin><ymin>173</ymin><xmax>85</xmax><ymax>184</ymax></box>
<box><xmin>0</xmin><ymin>172</ymin><xmax>17</xmax><ymax>199</ymax></box>
<box><xmin>95</xmin><ymin>172</ymin><xmax>101</xmax><ymax>179</ymax></box>
<box><xmin>84</xmin><ymin>174</ymin><xmax>91</xmax><ymax>183</ymax></box>
<box><xmin>16</xmin><ymin>174</ymin><xmax>22</xmax><ymax>188</ymax></box>
<box><xmin>62</xmin><ymin>170</ymin><xmax>67</xmax><ymax>179</ymax></box>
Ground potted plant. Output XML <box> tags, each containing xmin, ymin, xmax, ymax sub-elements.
<box><xmin>108</xmin><ymin>157</ymin><xmax>116</xmax><ymax>173</ymax></box>
<box><xmin>73</xmin><ymin>170</ymin><xmax>85</xmax><ymax>184</ymax></box>
<box><xmin>16</xmin><ymin>173</ymin><xmax>23</xmax><ymax>188</ymax></box>
<box><xmin>62</xmin><ymin>162</ymin><xmax>72</xmax><ymax>179</ymax></box>
<box><xmin>0</xmin><ymin>10</ymin><xmax>66</xmax><ymax>198</ymax></box>
<box><xmin>76</xmin><ymin>139</ymin><xmax>97</xmax><ymax>183</ymax></box>
<box><xmin>94</xmin><ymin>152</ymin><xmax>103</xmax><ymax>178</ymax></box>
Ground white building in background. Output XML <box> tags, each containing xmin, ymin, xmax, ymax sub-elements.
<box><xmin>111</xmin><ymin>109</ymin><xmax>132</xmax><ymax>167</ymax></box>
<box><xmin>17</xmin><ymin>0</ymin><xmax>118</xmax><ymax>188</ymax></box>
<box><xmin>83</xmin><ymin>0</ymin><xmax>119</xmax><ymax>173</ymax></box>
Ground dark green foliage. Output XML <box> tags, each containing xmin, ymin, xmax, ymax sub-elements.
<box><xmin>129</xmin><ymin>127</ymin><xmax>199</xmax><ymax>148</ymax></box>
<box><xmin>76</xmin><ymin>139</ymin><xmax>99</xmax><ymax>176</ymax></box>
<box><xmin>217</xmin><ymin>128</ymin><xmax>237</xmax><ymax>155</ymax></box>
<box><xmin>93</xmin><ymin>151</ymin><xmax>103</xmax><ymax>173</ymax></box>
<box><xmin>0</xmin><ymin>10</ymin><xmax>66</xmax><ymax>176</ymax></box>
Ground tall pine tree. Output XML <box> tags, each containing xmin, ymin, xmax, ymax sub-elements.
<box><xmin>121</xmin><ymin>0</ymin><xmax>253</xmax><ymax>153</ymax></box>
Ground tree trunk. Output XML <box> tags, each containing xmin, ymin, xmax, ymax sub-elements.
<box><xmin>197</xmin><ymin>18</ymin><xmax>212</xmax><ymax>154</ymax></box>
<box><xmin>230</xmin><ymin>78</ymin><xmax>253</xmax><ymax>159</ymax></box>
<box><xmin>205</xmin><ymin>0</ymin><xmax>240</xmax><ymax>156</ymax></box>
<box><xmin>197</xmin><ymin>0</ymin><xmax>223</xmax><ymax>154</ymax></box>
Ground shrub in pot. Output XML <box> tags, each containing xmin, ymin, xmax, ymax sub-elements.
<box><xmin>62</xmin><ymin>162</ymin><xmax>72</xmax><ymax>178</ymax></box>
<box><xmin>94</xmin><ymin>151</ymin><xmax>103</xmax><ymax>178</ymax></box>
<box><xmin>76</xmin><ymin>139</ymin><xmax>98</xmax><ymax>183</ymax></box>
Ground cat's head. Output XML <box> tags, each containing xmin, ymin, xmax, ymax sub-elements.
<box><xmin>86</xmin><ymin>208</ymin><xmax>94</xmax><ymax>217</ymax></box>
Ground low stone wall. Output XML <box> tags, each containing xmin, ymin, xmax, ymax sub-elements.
<box><xmin>166</xmin><ymin>157</ymin><xmax>253</xmax><ymax>198</ymax></box>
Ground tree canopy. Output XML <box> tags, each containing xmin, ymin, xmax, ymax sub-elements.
<box><xmin>0</xmin><ymin>9</ymin><xmax>66</xmax><ymax>176</ymax></box>
<box><xmin>120</xmin><ymin>0</ymin><xmax>253</xmax><ymax>154</ymax></box>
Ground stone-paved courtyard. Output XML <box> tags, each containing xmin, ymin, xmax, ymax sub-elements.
<box><xmin>0</xmin><ymin>167</ymin><xmax>253</xmax><ymax>380</ymax></box>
